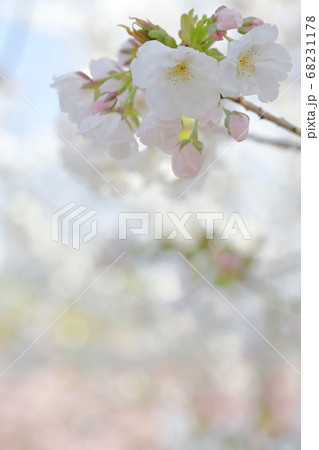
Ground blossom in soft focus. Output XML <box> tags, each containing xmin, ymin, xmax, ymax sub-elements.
<box><xmin>171</xmin><ymin>142</ymin><xmax>205</xmax><ymax>179</ymax></box>
<box><xmin>91</xmin><ymin>92</ymin><xmax>117</xmax><ymax>115</ymax></box>
<box><xmin>137</xmin><ymin>111</ymin><xmax>182</xmax><ymax>154</ymax></box>
<box><xmin>89</xmin><ymin>57</ymin><xmax>120</xmax><ymax>80</ymax></box>
<box><xmin>131</xmin><ymin>40</ymin><xmax>220</xmax><ymax>120</ymax></box>
<box><xmin>215</xmin><ymin>251</ymin><xmax>245</xmax><ymax>273</ymax></box>
<box><xmin>212</xmin><ymin>6</ymin><xmax>243</xmax><ymax>31</ymax></box>
<box><xmin>78</xmin><ymin>112</ymin><xmax>137</xmax><ymax>159</ymax></box>
<box><xmin>51</xmin><ymin>57</ymin><xmax>122</xmax><ymax>125</ymax></box>
<box><xmin>220</xmin><ymin>24</ymin><xmax>292</xmax><ymax>102</ymax></box>
<box><xmin>108</xmin><ymin>139</ymin><xmax>138</xmax><ymax>160</ymax></box>
<box><xmin>89</xmin><ymin>58</ymin><xmax>127</xmax><ymax>102</ymax></box>
<box><xmin>117</xmin><ymin>39</ymin><xmax>140</xmax><ymax>66</ymax></box>
<box><xmin>51</xmin><ymin>73</ymin><xmax>94</xmax><ymax>125</ymax></box>
<box><xmin>238</xmin><ymin>16</ymin><xmax>264</xmax><ymax>34</ymax></box>
<box><xmin>199</xmin><ymin>105</ymin><xmax>223</xmax><ymax>131</ymax></box>
<box><xmin>225</xmin><ymin>111</ymin><xmax>250</xmax><ymax>142</ymax></box>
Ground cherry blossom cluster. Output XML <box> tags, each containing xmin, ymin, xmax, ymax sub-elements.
<box><xmin>52</xmin><ymin>6</ymin><xmax>292</xmax><ymax>179</ymax></box>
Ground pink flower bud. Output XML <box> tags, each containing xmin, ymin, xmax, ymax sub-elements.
<box><xmin>208</xmin><ymin>24</ymin><xmax>226</xmax><ymax>41</ymax></box>
<box><xmin>238</xmin><ymin>16</ymin><xmax>264</xmax><ymax>34</ymax></box>
<box><xmin>171</xmin><ymin>142</ymin><xmax>205</xmax><ymax>179</ymax></box>
<box><xmin>225</xmin><ymin>112</ymin><xmax>250</xmax><ymax>142</ymax></box>
<box><xmin>91</xmin><ymin>92</ymin><xmax>117</xmax><ymax>115</ymax></box>
<box><xmin>212</xmin><ymin>6</ymin><xmax>243</xmax><ymax>31</ymax></box>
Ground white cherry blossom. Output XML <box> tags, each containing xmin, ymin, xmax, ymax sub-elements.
<box><xmin>131</xmin><ymin>40</ymin><xmax>220</xmax><ymax>120</ymax></box>
<box><xmin>51</xmin><ymin>73</ymin><xmax>94</xmax><ymax>125</ymax></box>
<box><xmin>52</xmin><ymin>57</ymin><xmax>122</xmax><ymax>125</ymax></box>
<box><xmin>220</xmin><ymin>24</ymin><xmax>292</xmax><ymax>102</ymax></box>
<box><xmin>78</xmin><ymin>112</ymin><xmax>138</xmax><ymax>160</ymax></box>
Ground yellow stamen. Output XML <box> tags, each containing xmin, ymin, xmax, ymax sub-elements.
<box><xmin>167</xmin><ymin>58</ymin><xmax>191</xmax><ymax>85</ymax></box>
<box><xmin>238</xmin><ymin>48</ymin><xmax>260</xmax><ymax>77</ymax></box>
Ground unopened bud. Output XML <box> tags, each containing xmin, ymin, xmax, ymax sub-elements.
<box><xmin>211</xmin><ymin>6</ymin><xmax>243</xmax><ymax>31</ymax></box>
<box><xmin>131</xmin><ymin>17</ymin><xmax>155</xmax><ymax>32</ymax></box>
<box><xmin>238</xmin><ymin>16</ymin><xmax>264</xmax><ymax>34</ymax></box>
<box><xmin>119</xmin><ymin>24</ymin><xmax>149</xmax><ymax>44</ymax></box>
<box><xmin>208</xmin><ymin>24</ymin><xmax>226</xmax><ymax>41</ymax></box>
<box><xmin>224</xmin><ymin>111</ymin><xmax>250</xmax><ymax>142</ymax></box>
<box><xmin>172</xmin><ymin>141</ymin><xmax>204</xmax><ymax>179</ymax></box>
<box><xmin>121</xmin><ymin>17</ymin><xmax>177</xmax><ymax>48</ymax></box>
<box><xmin>91</xmin><ymin>92</ymin><xmax>117</xmax><ymax>114</ymax></box>
<box><xmin>122</xmin><ymin>17</ymin><xmax>177</xmax><ymax>47</ymax></box>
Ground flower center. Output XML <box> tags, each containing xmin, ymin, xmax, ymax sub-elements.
<box><xmin>238</xmin><ymin>48</ymin><xmax>260</xmax><ymax>77</ymax></box>
<box><xmin>167</xmin><ymin>58</ymin><xmax>191</xmax><ymax>85</ymax></box>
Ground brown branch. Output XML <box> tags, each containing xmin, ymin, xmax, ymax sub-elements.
<box><xmin>224</xmin><ymin>96</ymin><xmax>301</xmax><ymax>137</ymax></box>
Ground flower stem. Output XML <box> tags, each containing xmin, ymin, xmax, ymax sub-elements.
<box><xmin>101</xmin><ymin>70</ymin><xmax>130</xmax><ymax>82</ymax></box>
<box><xmin>121</xmin><ymin>85</ymin><xmax>138</xmax><ymax>108</ymax></box>
<box><xmin>190</xmin><ymin>119</ymin><xmax>199</xmax><ymax>140</ymax></box>
<box><xmin>118</xmin><ymin>75</ymin><xmax>133</xmax><ymax>94</ymax></box>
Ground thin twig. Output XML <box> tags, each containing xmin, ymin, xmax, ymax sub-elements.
<box><xmin>224</xmin><ymin>96</ymin><xmax>301</xmax><ymax>137</ymax></box>
<box><xmin>248</xmin><ymin>133</ymin><xmax>301</xmax><ymax>150</ymax></box>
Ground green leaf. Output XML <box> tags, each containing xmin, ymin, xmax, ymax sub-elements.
<box><xmin>164</xmin><ymin>35</ymin><xmax>177</xmax><ymax>48</ymax></box>
<box><xmin>179</xmin><ymin>10</ymin><xmax>215</xmax><ymax>51</ymax></box>
<box><xmin>147</xmin><ymin>29</ymin><xmax>177</xmax><ymax>48</ymax></box>
<box><xmin>179</xmin><ymin>9</ymin><xmax>198</xmax><ymax>45</ymax></box>
<box><xmin>148</xmin><ymin>29</ymin><xmax>166</xmax><ymax>43</ymax></box>
<box><xmin>205</xmin><ymin>48</ymin><xmax>225</xmax><ymax>61</ymax></box>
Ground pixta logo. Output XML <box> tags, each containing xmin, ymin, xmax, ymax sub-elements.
<box><xmin>52</xmin><ymin>203</ymin><xmax>98</xmax><ymax>249</ymax></box>
<box><xmin>118</xmin><ymin>212</ymin><xmax>252</xmax><ymax>240</ymax></box>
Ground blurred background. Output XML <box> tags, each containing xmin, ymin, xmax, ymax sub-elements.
<box><xmin>0</xmin><ymin>0</ymin><xmax>300</xmax><ymax>449</ymax></box>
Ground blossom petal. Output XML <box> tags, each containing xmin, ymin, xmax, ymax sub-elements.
<box><xmin>131</xmin><ymin>41</ymin><xmax>221</xmax><ymax>119</ymax></box>
<box><xmin>131</xmin><ymin>40</ymin><xmax>171</xmax><ymax>88</ymax></box>
<box><xmin>89</xmin><ymin>58</ymin><xmax>120</xmax><ymax>80</ymax></box>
